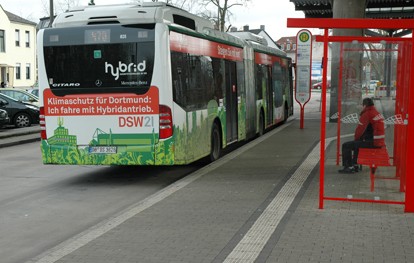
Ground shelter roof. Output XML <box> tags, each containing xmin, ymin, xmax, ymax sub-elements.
<box><xmin>290</xmin><ymin>0</ymin><xmax>414</xmax><ymax>19</ymax></box>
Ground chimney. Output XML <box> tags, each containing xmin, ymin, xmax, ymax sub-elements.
<box><xmin>260</xmin><ymin>25</ymin><xmax>265</xmax><ymax>31</ymax></box>
<box><xmin>243</xmin><ymin>25</ymin><xmax>249</xmax><ymax>31</ymax></box>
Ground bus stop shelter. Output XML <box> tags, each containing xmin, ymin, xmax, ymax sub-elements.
<box><xmin>287</xmin><ymin>18</ymin><xmax>414</xmax><ymax>213</ymax></box>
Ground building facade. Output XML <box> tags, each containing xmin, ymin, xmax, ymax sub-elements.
<box><xmin>0</xmin><ymin>5</ymin><xmax>37</xmax><ymax>88</ymax></box>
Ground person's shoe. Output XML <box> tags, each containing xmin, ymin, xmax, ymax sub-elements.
<box><xmin>354</xmin><ymin>165</ymin><xmax>359</xmax><ymax>172</ymax></box>
<box><xmin>338</xmin><ymin>167</ymin><xmax>355</xmax><ymax>174</ymax></box>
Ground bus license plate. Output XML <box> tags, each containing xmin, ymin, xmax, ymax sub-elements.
<box><xmin>89</xmin><ymin>146</ymin><xmax>117</xmax><ymax>154</ymax></box>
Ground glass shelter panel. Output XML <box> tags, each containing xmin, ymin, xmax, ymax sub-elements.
<box><xmin>323</xmin><ymin>40</ymin><xmax>406</xmax><ymax>205</ymax></box>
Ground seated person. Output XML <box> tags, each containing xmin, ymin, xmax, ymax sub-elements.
<box><xmin>338</xmin><ymin>98</ymin><xmax>385</xmax><ymax>174</ymax></box>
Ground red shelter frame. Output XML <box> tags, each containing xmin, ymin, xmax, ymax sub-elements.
<box><xmin>287</xmin><ymin>18</ymin><xmax>414</xmax><ymax>212</ymax></box>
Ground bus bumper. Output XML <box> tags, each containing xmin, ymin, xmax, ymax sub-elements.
<box><xmin>40</xmin><ymin>139</ymin><xmax>175</xmax><ymax>165</ymax></box>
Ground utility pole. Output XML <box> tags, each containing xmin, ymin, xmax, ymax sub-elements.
<box><xmin>49</xmin><ymin>0</ymin><xmax>54</xmax><ymax>26</ymax></box>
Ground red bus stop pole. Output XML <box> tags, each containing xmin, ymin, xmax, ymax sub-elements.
<box><xmin>300</xmin><ymin>106</ymin><xmax>305</xmax><ymax>129</ymax></box>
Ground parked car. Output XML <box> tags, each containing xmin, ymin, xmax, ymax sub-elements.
<box><xmin>0</xmin><ymin>88</ymin><xmax>39</xmax><ymax>106</ymax></box>
<box><xmin>362</xmin><ymin>80</ymin><xmax>380</xmax><ymax>91</ymax></box>
<box><xmin>312</xmin><ymin>80</ymin><xmax>331</xmax><ymax>90</ymax></box>
<box><xmin>26</xmin><ymin>87</ymin><xmax>39</xmax><ymax>97</ymax></box>
<box><xmin>374</xmin><ymin>85</ymin><xmax>396</xmax><ymax>100</ymax></box>
<box><xmin>0</xmin><ymin>93</ymin><xmax>39</xmax><ymax>128</ymax></box>
<box><xmin>0</xmin><ymin>108</ymin><xmax>10</xmax><ymax>128</ymax></box>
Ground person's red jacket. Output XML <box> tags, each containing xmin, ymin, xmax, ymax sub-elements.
<box><xmin>354</xmin><ymin>105</ymin><xmax>385</xmax><ymax>147</ymax></box>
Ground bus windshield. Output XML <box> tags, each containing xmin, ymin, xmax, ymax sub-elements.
<box><xmin>43</xmin><ymin>24</ymin><xmax>155</xmax><ymax>95</ymax></box>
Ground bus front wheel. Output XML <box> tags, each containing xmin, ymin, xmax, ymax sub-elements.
<box><xmin>210</xmin><ymin>122</ymin><xmax>222</xmax><ymax>162</ymax></box>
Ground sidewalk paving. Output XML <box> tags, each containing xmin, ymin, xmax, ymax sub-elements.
<box><xmin>27</xmin><ymin>118</ymin><xmax>414</xmax><ymax>263</ymax></box>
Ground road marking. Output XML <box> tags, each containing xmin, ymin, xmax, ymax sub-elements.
<box><xmin>27</xmin><ymin>122</ymin><xmax>293</xmax><ymax>263</ymax></box>
<box><xmin>223</xmin><ymin>137</ymin><xmax>334</xmax><ymax>262</ymax></box>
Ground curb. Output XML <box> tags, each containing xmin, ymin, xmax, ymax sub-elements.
<box><xmin>0</xmin><ymin>129</ymin><xmax>40</xmax><ymax>139</ymax></box>
<box><xmin>0</xmin><ymin>127</ymin><xmax>41</xmax><ymax>148</ymax></box>
<box><xmin>0</xmin><ymin>135</ymin><xmax>40</xmax><ymax>149</ymax></box>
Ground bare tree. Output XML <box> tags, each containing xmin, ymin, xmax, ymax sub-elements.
<box><xmin>40</xmin><ymin>0</ymin><xmax>50</xmax><ymax>17</ymax></box>
<box><xmin>41</xmin><ymin>0</ymin><xmax>249</xmax><ymax>32</ymax></box>
<box><xmin>40</xmin><ymin>0</ymin><xmax>81</xmax><ymax>17</ymax></box>
<box><xmin>200</xmin><ymin>0</ymin><xmax>250</xmax><ymax>31</ymax></box>
<box><xmin>57</xmin><ymin>0</ymin><xmax>81</xmax><ymax>13</ymax></box>
<box><xmin>137</xmin><ymin>0</ymin><xmax>198</xmax><ymax>12</ymax></box>
<box><xmin>149</xmin><ymin>0</ymin><xmax>250</xmax><ymax>31</ymax></box>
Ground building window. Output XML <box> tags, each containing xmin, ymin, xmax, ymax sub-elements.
<box><xmin>15</xmin><ymin>30</ymin><xmax>20</xmax><ymax>46</ymax></box>
<box><xmin>26</xmin><ymin>63</ymin><xmax>31</xmax><ymax>79</ymax></box>
<box><xmin>287</xmin><ymin>43</ymin><xmax>291</xmax><ymax>50</ymax></box>
<box><xmin>25</xmin><ymin>31</ymin><xmax>30</xmax><ymax>47</ymax></box>
<box><xmin>293</xmin><ymin>43</ymin><xmax>297</xmax><ymax>50</ymax></box>
<box><xmin>16</xmin><ymin>63</ymin><xmax>21</xmax><ymax>79</ymax></box>
<box><xmin>0</xmin><ymin>30</ymin><xmax>5</xmax><ymax>52</ymax></box>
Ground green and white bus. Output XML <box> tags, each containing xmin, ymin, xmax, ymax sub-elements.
<box><xmin>37</xmin><ymin>2</ymin><xmax>293</xmax><ymax>166</ymax></box>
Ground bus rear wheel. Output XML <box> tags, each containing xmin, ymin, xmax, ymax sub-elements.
<box><xmin>210</xmin><ymin>122</ymin><xmax>221</xmax><ymax>162</ymax></box>
<box><xmin>258</xmin><ymin>112</ymin><xmax>265</xmax><ymax>136</ymax></box>
<box><xmin>283</xmin><ymin>104</ymin><xmax>289</xmax><ymax>123</ymax></box>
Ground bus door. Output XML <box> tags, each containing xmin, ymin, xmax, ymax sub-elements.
<box><xmin>225</xmin><ymin>60</ymin><xmax>238</xmax><ymax>143</ymax></box>
<box><xmin>266</xmin><ymin>66</ymin><xmax>273</xmax><ymax>125</ymax></box>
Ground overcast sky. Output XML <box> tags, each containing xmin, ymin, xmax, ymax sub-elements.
<box><xmin>1</xmin><ymin>0</ymin><xmax>309</xmax><ymax>40</ymax></box>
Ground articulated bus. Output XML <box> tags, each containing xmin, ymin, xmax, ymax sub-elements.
<box><xmin>37</xmin><ymin>2</ymin><xmax>293</xmax><ymax>166</ymax></box>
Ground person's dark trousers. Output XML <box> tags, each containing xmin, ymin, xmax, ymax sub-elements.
<box><xmin>342</xmin><ymin>140</ymin><xmax>375</xmax><ymax>167</ymax></box>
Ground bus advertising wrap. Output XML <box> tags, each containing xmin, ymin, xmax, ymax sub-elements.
<box><xmin>43</xmin><ymin>86</ymin><xmax>159</xmax><ymax>144</ymax></box>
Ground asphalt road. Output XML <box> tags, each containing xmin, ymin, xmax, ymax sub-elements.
<box><xmin>0</xmin><ymin>141</ymin><xmax>203</xmax><ymax>263</ymax></box>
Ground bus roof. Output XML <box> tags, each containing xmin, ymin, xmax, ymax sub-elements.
<box><xmin>50</xmin><ymin>2</ymin><xmax>286</xmax><ymax>58</ymax></box>
<box><xmin>228</xmin><ymin>31</ymin><xmax>287</xmax><ymax>58</ymax></box>
<box><xmin>52</xmin><ymin>2</ymin><xmax>214</xmax><ymax>33</ymax></box>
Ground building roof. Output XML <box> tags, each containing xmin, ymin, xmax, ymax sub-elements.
<box><xmin>248</xmin><ymin>29</ymin><xmax>262</xmax><ymax>35</ymax></box>
<box><xmin>276</xmin><ymin>35</ymin><xmax>319</xmax><ymax>43</ymax></box>
<box><xmin>275</xmin><ymin>35</ymin><xmax>321</xmax><ymax>54</ymax></box>
<box><xmin>277</xmin><ymin>36</ymin><xmax>296</xmax><ymax>43</ymax></box>
<box><xmin>249</xmin><ymin>29</ymin><xmax>277</xmax><ymax>44</ymax></box>
<box><xmin>237</xmin><ymin>26</ymin><xmax>279</xmax><ymax>47</ymax></box>
<box><xmin>3</xmin><ymin>8</ymin><xmax>37</xmax><ymax>26</ymax></box>
<box><xmin>290</xmin><ymin>0</ymin><xmax>414</xmax><ymax>19</ymax></box>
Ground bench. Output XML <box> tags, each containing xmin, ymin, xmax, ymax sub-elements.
<box><xmin>357</xmin><ymin>147</ymin><xmax>393</xmax><ymax>192</ymax></box>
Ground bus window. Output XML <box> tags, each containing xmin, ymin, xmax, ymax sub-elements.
<box><xmin>172</xmin><ymin>52</ymin><xmax>214</xmax><ymax>111</ymax></box>
<box><xmin>172</xmin><ymin>52</ymin><xmax>188</xmax><ymax>108</ymax></box>
<box><xmin>212</xmin><ymin>58</ymin><xmax>225</xmax><ymax>103</ymax></box>
<box><xmin>43</xmin><ymin>25</ymin><xmax>155</xmax><ymax>96</ymax></box>
<box><xmin>172</xmin><ymin>15</ymin><xmax>196</xmax><ymax>30</ymax></box>
<box><xmin>281</xmin><ymin>61</ymin><xmax>291</xmax><ymax>107</ymax></box>
<box><xmin>273</xmin><ymin>61</ymin><xmax>283</xmax><ymax>108</ymax></box>
<box><xmin>255</xmin><ymin>65</ymin><xmax>264</xmax><ymax>100</ymax></box>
